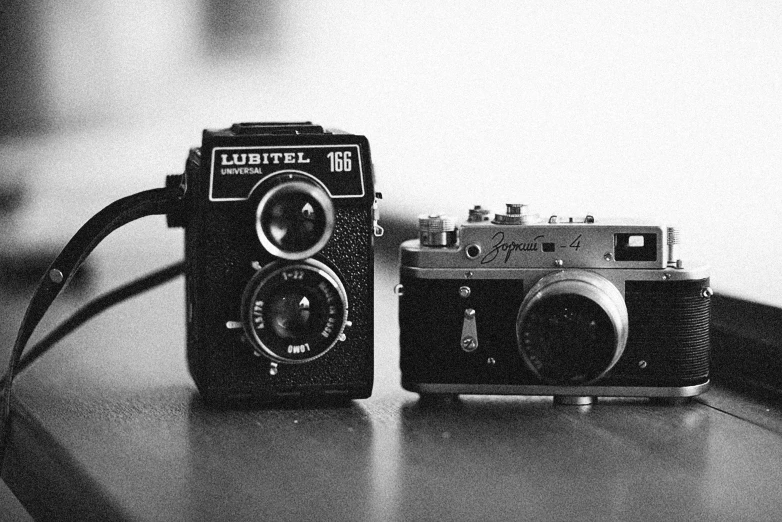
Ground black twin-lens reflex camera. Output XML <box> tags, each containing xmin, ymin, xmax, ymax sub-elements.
<box><xmin>397</xmin><ymin>204</ymin><xmax>712</xmax><ymax>405</ymax></box>
<box><xmin>167</xmin><ymin>122</ymin><xmax>380</xmax><ymax>403</ymax></box>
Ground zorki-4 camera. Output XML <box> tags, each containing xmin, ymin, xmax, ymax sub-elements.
<box><xmin>167</xmin><ymin>122</ymin><xmax>381</xmax><ymax>403</ymax></box>
<box><xmin>397</xmin><ymin>203</ymin><xmax>712</xmax><ymax>404</ymax></box>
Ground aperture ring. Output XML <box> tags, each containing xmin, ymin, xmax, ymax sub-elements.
<box><xmin>241</xmin><ymin>259</ymin><xmax>349</xmax><ymax>364</ymax></box>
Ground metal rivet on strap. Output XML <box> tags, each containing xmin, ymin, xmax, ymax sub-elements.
<box><xmin>49</xmin><ymin>269</ymin><xmax>64</xmax><ymax>284</ymax></box>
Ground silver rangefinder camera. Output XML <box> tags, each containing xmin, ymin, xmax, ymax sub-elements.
<box><xmin>397</xmin><ymin>204</ymin><xmax>712</xmax><ymax>404</ymax></box>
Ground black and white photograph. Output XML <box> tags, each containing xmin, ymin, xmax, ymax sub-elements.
<box><xmin>1</xmin><ymin>2</ymin><xmax>781</xmax><ymax>520</ymax></box>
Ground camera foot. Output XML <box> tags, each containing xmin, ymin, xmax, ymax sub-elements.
<box><xmin>553</xmin><ymin>396</ymin><xmax>596</xmax><ymax>406</ymax></box>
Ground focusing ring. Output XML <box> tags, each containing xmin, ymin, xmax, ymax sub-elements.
<box><xmin>256</xmin><ymin>175</ymin><xmax>335</xmax><ymax>261</ymax></box>
<box><xmin>241</xmin><ymin>259</ymin><xmax>349</xmax><ymax>364</ymax></box>
<box><xmin>516</xmin><ymin>270</ymin><xmax>629</xmax><ymax>385</ymax></box>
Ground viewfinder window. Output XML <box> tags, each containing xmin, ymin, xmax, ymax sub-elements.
<box><xmin>614</xmin><ymin>233</ymin><xmax>657</xmax><ymax>261</ymax></box>
<box><xmin>628</xmin><ymin>235</ymin><xmax>645</xmax><ymax>247</ymax></box>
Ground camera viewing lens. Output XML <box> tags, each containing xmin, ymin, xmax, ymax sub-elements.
<box><xmin>256</xmin><ymin>178</ymin><xmax>335</xmax><ymax>260</ymax></box>
<box><xmin>241</xmin><ymin>259</ymin><xmax>348</xmax><ymax>364</ymax></box>
<box><xmin>516</xmin><ymin>270</ymin><xmax>628</xmax><ymax>385</ymax></box>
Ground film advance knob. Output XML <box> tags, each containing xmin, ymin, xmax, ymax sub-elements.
<box><xmin>418</xmin><ymin>214</ymin><xmax>457</xmax><ymax>247</ymax></box>
<box><xmin>492</xmin><ymin>203</ymin><xmax>541</xmax><ymax>225</ymax></box>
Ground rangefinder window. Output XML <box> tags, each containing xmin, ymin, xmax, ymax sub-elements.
<box><xmin>614</xmin><ymin>233</ymin><xmax>657</xmax><ymax>262</ymax></box>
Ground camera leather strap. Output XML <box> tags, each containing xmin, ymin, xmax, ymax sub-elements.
<box><xmin>0</xmin><ymin>185</ymin><xmax>185</xmax><ymax>463</ymax></box>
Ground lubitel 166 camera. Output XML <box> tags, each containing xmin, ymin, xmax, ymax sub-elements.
<box><xmin>397</xmin><ymin>203</ymin><xmax>712</xmax><ymax>404</ymax></box>
<box><xmin>167</xmin><ymin>122</ymin><xmax>380</xmax><ymax>403</ymax></box>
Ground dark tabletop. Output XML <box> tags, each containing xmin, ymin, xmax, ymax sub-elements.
<box><xmin>2</xmin><ymin>256</ymin><xmax>782</xmax><ymax>521</ymax></box>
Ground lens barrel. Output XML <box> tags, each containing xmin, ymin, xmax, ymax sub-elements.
<box><xmin>241</xmin><ymin>259</ymin><xmax>348</xmax><ymax>364</ymax></box>
<box><xmin>516</xmin><ymin>270</ymin><xmax>628</xmax><ymax>385</ymax></box>
<box><xmin>256</xmin><ymin>177</ymin><xmax>335</xmax><ymax>260</ymax></box>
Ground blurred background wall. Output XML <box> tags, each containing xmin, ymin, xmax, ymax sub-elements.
<box><xmin>1</xmin><ymin>1</ymin><xmax>781</xmax><ymax>306</ymax></box>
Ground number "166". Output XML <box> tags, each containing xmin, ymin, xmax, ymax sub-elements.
<box><xmin>326</xmin><ymin>151</ymin><xmax>352</xmax><ymax>172</ymax></box>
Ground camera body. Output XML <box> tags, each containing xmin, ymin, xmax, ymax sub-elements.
<box><xmin>169</xmin><ymin>122</ymin><xmax>378</xmax><ymax>403</ymax></box>
<box><xmin>398</xmin><ymin>204</ymin><xmax>712</xmax><ymax>403</ymax></box>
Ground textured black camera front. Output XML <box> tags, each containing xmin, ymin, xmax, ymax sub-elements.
<box><xmin>520</xmin><ymin>295</ymin><xmax>617</xmax><ymax>385</ymax></box>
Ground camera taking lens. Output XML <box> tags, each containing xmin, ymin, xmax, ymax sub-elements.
<box><xmin>516</xmin><ymin>270</ymin><xmax>628</xmax><ymax>385</ymax></box>
<box><xmin>241</xmin><ymin>259</ymin><xmax>348</xmax><ymax>364</ymax></box>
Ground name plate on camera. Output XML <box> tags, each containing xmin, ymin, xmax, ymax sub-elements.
<box><xmin>209</xmin><ymin>145</ymin><xmax>366</xmax><ymax>201</ymax></box>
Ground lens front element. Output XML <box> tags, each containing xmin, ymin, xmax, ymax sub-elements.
<box><xmin>516</xmin><ymin>270</ymin><xmax>628</xmax><ymax>385</ymax></box>
<box><xmin>256</xmin><ymin>178</ymin><xmax>335</xmax><ymax>260</ymax></box>
<box><xmin>242</xmin><ymin>259</ymin><xmax>348</xmax><ymax>364</ymax></box>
